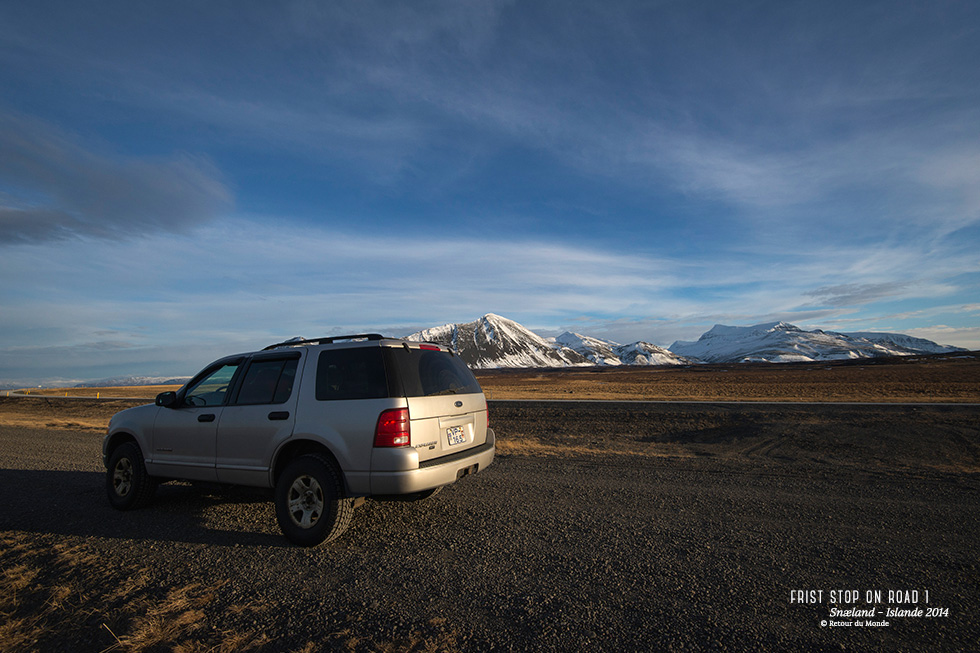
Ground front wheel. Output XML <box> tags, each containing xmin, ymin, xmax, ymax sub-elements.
<box><xmin>274</xmin><ymin>454</ymin><xmax>354</xmax><ymax>546</ymax></box>
<box><xmin>106</xmin><ymin>442</ymin><xmax>156</xmax><ymax>510</ymax></box>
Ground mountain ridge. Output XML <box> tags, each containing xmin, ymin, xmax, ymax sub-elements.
<box><xmin>669</xmin><ymin>321</ymin><xmax>962</xmax><ymax>363</ymax></box>
<box><xmin>409</xmin><ymin>314</ymin><xmax>963</xmax><ymax>368</ymax></box>
<box><xmin>405</xmin><ymin>313</ymin><xmax>592</xmax><ymax>369</ymax></box>
<box><xmin>68</xmin><ymin>314</ymin><xmax>965</xmax><ymax>386</ymax></box>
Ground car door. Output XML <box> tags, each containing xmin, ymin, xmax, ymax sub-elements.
<box><xmin>150</xmin><ymin>358</ymin><xmax>243</xmax><ymax>482</ymax></box>
<box><xmin>215</xmin><ymin>352</ymin><xmax>303</xmax><ymax>486</ymax></box>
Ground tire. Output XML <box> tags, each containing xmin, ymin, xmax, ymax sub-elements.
<box><xmin>274</xmin><ymin>454</ymin><xmax>354</xmax><ymax>546</ymax></box>
<box><xmin>106</xmin><ymin>442</ymin><xmax>156</xmax><ymax>510</ymax></box>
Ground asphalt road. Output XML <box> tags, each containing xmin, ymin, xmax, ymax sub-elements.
<box><xmin>1</xmin><ymin>402</ymin><xmax>979</xmax><ymax>651</ymax></box>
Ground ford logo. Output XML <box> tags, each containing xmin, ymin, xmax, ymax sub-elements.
<box><xmin>454</xmin><ymin>401</ymin><xmax>463</xmax><ymax>408</ymax></box>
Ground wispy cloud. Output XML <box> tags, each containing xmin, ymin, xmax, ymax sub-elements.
<box><xmin>905</xmin><ymin>325</ymin><xmax>980</xmax><ymax>349</ymax></box>
<box><xmin>3</xmin><ymin>214</ymin><xmax>977</xmax><ymax>383</ymax></box>
<box><xmin>803</xmin><ymin>282</ymin><xmax>908</xmax><ymax>307</ymax></box>
<box><xmin>0</xmin><ymin>111</ymin><xmax>231</xmax><ymax>244</ymax></box>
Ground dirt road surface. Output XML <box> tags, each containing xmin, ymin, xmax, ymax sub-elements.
<box><xmin>1</xmin><ymin>399</ymin><xmax>978</xmax><ymax>651</ymax></box>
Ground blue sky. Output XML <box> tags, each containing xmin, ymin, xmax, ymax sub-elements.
<box><xmin>1</xmin><ymin>0</ymin><xmax>979</xmax><ymax>385</ymax></box>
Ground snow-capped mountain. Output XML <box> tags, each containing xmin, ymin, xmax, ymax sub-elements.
<box><xmin>554</xmin><ymin>332</ymin><xmax>623</xmax><ymax>365</ymax></box>
<box><xmin>669</xmin><ymin>322</ymin><xmax>963</xmax><ymax>364</ymax></box>
<box><xmin>406</xmin><ymin>316</ymin><xmax>961</xmax><ymax>368</ymax></box>
<box><xmin>614</xmin><ymin>341</ymin><xmax>693</xmax><ymax>366</ymax></box>
<box><xmin>405</xmin><ymin>314</ymin><xmax>591</xmax><ymax>369</ymax></box>
<box><xmin>841</xmin><ymin>332</ymin><xmax>960</xmax><ymax>356</ymax></box>
<box><xmin>555</xmin><ymin>332</ymin><xmax>691</xmax><ymax>366</ymax></box>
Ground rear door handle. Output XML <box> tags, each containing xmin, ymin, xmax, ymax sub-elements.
<box><xmin>198</xmin><ymin>413</ymin><xmax>216</xmax><ymax>423</ymax></box>
<box><xmin>268</xmin><ymin>411</ymin><xmax>290</xmax><ymax>421</ymax></box>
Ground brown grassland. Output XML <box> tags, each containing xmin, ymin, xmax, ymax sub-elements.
<box><xmin>475</xmin><ymin>353</ymin><xmax>980</xmax><ymax>403</ymax></box>
<box><xmin>0</xmin><ymin>530</ymin><xmax>448</xmax><ymax>652</ymax></box>
<box><xmin>0</xmin><ymin>533</ymin><xmax>272</xmax><ymax>652</ymax></box>
<box><xmin>3</xmin><ymin>353</ymin><xmax>977</xmax><ymax>434</ymax></box>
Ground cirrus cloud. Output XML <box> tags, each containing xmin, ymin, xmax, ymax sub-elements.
<box><xmin>0</xmin><ymin>111</ymin><xmax>231</xmax><ymax>244</ymax></box>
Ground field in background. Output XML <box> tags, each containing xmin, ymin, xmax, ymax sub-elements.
<box><xmin>8</xmin><ymin>385</ymin><xmax>181</xmax><ymax>399</ymax></box>
<box><xmin>6</xmin><ymin>352</ymin><xmax>979</xmax><ymax>408</ymax></box>
<box><xmin>477</xmin><ymin>353</ymin><xmax>980</xmax><ymax>403</ymax></box>
<box><xmin>1</xmin><ymin>353</ymin><xmax>976</xmax><ymax>436</ymax></box>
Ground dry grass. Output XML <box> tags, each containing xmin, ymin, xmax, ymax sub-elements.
<box><xmin>476</xmin><ymin>354</ymin><xmax>980</xmax><ymax>403</ymax></box>
<box><xmin>0</xmin><ymin>533</ymin><xmax>269</xmax><ymax>653</ymax></box>
<box><xmin>0</xmin><ymin>355</ymin><xmax>976</xmax><ymax>436</ymax></box>
<box><xmin>494</xmin><ymin>434</ymin><xmax>696</xmax><ymax>459</ymax></box>
<box><xmin>0</xmin><ymin>397</ymin><xmax>142</xmax><ymax>431</ymax></box>
<box><xmin>11</xmin><ymin>353</ymin><xmax>980</xmax><ymax>407</ymax></box>
<box><xmin>0</xmin><ymin>530</ymin><xmax>468</xmax><ymax>652</ymax></box>
<box><xmin>327</xmin><ymin>616</ymin><xmax>462</xmax><ymax>653</ymax></box>
<box><xmin>8</xmin><ymin>386</ymin><xmax>181</xmax><ymax>399</ymax></box>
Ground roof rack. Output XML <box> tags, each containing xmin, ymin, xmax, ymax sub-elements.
<box><xmin>263</xmin><ymin>334</ymin><xmax>386</xmax><ymax>351</ymax></box>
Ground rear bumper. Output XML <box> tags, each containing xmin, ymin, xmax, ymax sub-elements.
<box><xmin>368</xmin><ymin>428</ymin><xmax>495</xmax><ymax>495</ymax></box>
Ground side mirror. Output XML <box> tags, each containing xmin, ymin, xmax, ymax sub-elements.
<box><xmin>155</xmin><ymin>391</ymin><xmax>178</xmax><ymax>408</ymax></box>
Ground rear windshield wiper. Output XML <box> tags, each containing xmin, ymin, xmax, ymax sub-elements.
<box><xmin>428</xmin><ymin>389</ymin><xmax>459</xmax><ymax>396</ymax></box>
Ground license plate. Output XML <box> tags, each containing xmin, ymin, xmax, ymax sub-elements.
<box><xmin>446</xmin><ymin>425</ymin><xmax>466</xmax><ymax>446</ymax></box>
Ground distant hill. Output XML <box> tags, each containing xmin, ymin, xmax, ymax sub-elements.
<box><xmin>669</xmin><ymin>322</ymin><xmax>963</xmax><ymax>363</ymax></box>
<box><xmin>74</xmin><ymin>376</ymin><xmax>190</xmax><ymax>388</ymax></box>
<box><xmin>554</xmin><ymin>332</ymin><xmax>692</xmax><ymax>366</ymax></box>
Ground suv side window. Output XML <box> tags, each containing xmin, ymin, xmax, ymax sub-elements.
<box><xmin>316</xmin><ymin>348</ymin><xmax>389</xmax><ymax>401</ymax></box>
<box><xmin>235</xmin><ymin>356</ymin><xmax>299</xmax><ymax>405</ymax></box>
<box><xmin>184</xmin><ymin>362</ymin><xmax>240</xmax><ymax>407</ymax></box>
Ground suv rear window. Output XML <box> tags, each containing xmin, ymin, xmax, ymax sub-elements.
<box><xmin>315</xmin><ymin>346</ymin><xmax>481</xmax><ymax>401</ymax></box>
<box><xmin>386</xmin><ymin>349</ymin><xmax>482</xmax><ymax>397</ymax></box>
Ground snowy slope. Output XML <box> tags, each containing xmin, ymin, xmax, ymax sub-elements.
<box><xmin>669</xmin><ymin>322</ymin><xmax>962</xmax><ymax>363</ymax></box>
<box><xmin>408</xmin><ymin>316</ymin><xmax>693</xmax><ymax>369</ymax></box>
<box><xmin>554</xmin><ymin>332</ymin><xmax>623</xmax><ymax>365</ymax></box>
<box><xmin>406</xmin><ymin>314</ymin><xmax>591</xmax><ymax>369</ymax></box>
<box><xmin>613</xmin><ymin>341</ymin><xmax>692</xmax><ymax>366</ymax></box>
<box><xmin>555</xmin><ymin>332</ymin><xmax>691</xmax><ymax>366</ymax></box>
<box><xmin>842</xmin><ymin>332</ymin><xmax>960</xmax><ymax>355</ymax></box>
<box><xmin>407</xmin><ymin>316</ymin><xmax>961</xmax><ymax>368</ymax></box>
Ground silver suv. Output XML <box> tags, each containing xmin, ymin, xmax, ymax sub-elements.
<box><xmin>103</xmin><ymin>335</ymin><xmax>495</xmax><ymax>546</ymax></box>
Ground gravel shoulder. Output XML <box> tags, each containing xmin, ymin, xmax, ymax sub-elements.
<box><xmin>1</xmin><ymin>401</ymin><xmax>979</xmax><ymax>651</ymax></box>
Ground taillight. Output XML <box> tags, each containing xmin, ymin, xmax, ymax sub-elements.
<box><xmin>486</xmin><ymin>399</ymin><xmax>490</xmax><ymax>428</ymax></box>
<box><xmin>374</xmin><ymin>408</ymin><xmax>410</xmax><ymax>447</ymax></box>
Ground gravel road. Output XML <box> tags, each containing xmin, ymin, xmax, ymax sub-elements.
<box><xmin>1</xmin><ymin>400</ymin><xmax>979</xmax><ymax>651</ymax></box>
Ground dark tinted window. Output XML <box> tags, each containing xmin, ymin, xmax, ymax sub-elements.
<box><xmin>387</xmin><ymin>349</ymin><xmax>481</xmax><ymax>397</ymax></box>
<box><xmin>235</xmin><ymin>357</ymin><xmax>298</xmax><ymax>405</ymax></box>
<box><xmin>316</xmin><ymin>348</ymin><xmax>389</xmax><ymax>401</ymax></box>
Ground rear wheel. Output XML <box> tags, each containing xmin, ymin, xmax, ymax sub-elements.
<box><xmin>106</xmin><ymin>442</ymin><xmax>156</xmax><ymax>510</ymax></box>
<box><xmin>274</xmin><ymin>454</ymin><xmax>354</xmax><ymax>546</ymax></box>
